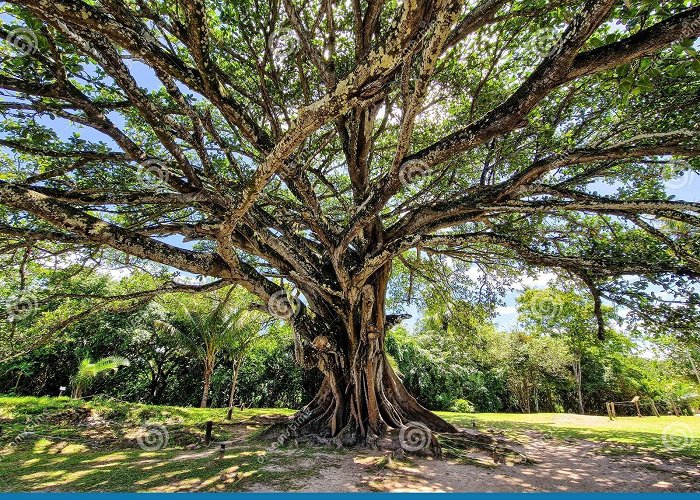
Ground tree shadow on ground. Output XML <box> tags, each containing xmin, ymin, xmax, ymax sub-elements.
<box><xmin>0</xmin><ymin>440</ymin><xmax>316</xmax><ymax>492</ymax></box>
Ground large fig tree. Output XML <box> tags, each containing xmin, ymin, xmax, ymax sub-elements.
<box><xmin>1</xmin><ymin>0</ymin><xmax>699</xmax><ymax>443</ymax></box>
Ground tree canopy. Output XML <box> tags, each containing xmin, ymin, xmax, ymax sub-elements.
<box><xmin>1</xmin><ymin>0</ymin><xmax>699</xmax><ymax>442</ymax></box>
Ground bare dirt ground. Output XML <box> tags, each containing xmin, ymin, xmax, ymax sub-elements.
<box><xmin>250</xmin><ymin>433</ymin><xmax>700</xmax><ymax>492</ymax></box>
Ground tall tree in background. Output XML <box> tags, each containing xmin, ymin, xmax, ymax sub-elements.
<box><xmin>1</xmin><ymin>0</ymin><xmax>699</xmax><ymax>443</ymax></box>
<box><xmin>517</xmin><ymin>287</ymin><xmax>617</xmax><ymax>414</ymax></box>
<box><xmin>154</xmin><ymin>289</ymin><xmax>265</xmax><ymax>408</ymax></box>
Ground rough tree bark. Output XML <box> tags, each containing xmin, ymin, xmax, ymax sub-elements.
<box><xmin>200</xmin><ymin>365</ymin><xmax>213</xmax><ymax>409</ymax></box>
<box><xmin>289</xmin><ymin>264</ymin><xmax>456</xmax><ymax>444</ymax></box>
<box><xmin>573</xmin><ymin>355</ymin><xmax>585</xmax><ymax>415</ymax></box>
<box><xmin>1</xmin><ymin>0</ymin><xmax>699</xmax><ymax>448</ymax></box>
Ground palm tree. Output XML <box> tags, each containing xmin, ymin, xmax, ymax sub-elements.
<box><xmin>220</xmin><ymin>309</ymin><xmax>270</xmax><ymax>418</ymax></box>
<box><xmin>155</xmin><ymin>288</ymin><xmax>266</xmax><ymax>408</ymax></box>
<box><xmin>70</xmin><ymin>356</ymin><xmax>130</xmax><ymax>398</ymax></box>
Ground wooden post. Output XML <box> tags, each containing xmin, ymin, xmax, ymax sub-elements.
<box><xmin>670</xmin><ymin>401</ymin><xmax>680</xmax><ymax>417</ymax></box>
<box><xmin>630</xmin><ymin>396</ymin><xmax>641</xmax><ymax>417</ymax></box>
<box><xmin>205</xmin><ymin>421</ymin><xmax>213</xmax><ymax>446</ymax></box>
<box><xmin>611</xmin><ymin>402</ymin><xmax>616</xmax><ymax>419</ymax></box>
<box><xmin>606</xmin><ymin>402</ymin><xmax>613</xmax><ymax>420</ymax></box>
<box><xmin>650</xmin><ymin>400</ymin><xmax>660</xmax><ymax>417</ymax></box>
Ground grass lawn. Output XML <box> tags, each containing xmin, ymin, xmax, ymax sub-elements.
<box><xmin>0</xmin><ymin>396</ymin><xmax>697</xmax><ymax>492</ymax></box>
<box><xmin>438</xmin><ymin>411</ymin><xmax>700</xmax><ymax>459</ymax></box>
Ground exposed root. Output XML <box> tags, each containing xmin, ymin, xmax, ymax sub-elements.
<box><xmin>258</xmin><ymin>417</ymin><xmax>533</xmax><ymax>467</ymax></box>
<box><xmin>437</xmin><ymin>430</ymin><xmax>535</xmax><ymax>465</ymax></box>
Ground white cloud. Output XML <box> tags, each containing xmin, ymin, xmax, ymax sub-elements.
<box><xmin>495</xmin><ymin>306</ymin><xmax>517</xmax><ymax>316</ymax></box>
<box><xmin>516</xmin><ymin>271</ymin><xmax>557</xmax><ymax>290</ymax></box>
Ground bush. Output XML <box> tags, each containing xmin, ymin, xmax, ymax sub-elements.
<box><xmin>449</xmin><ymin>398</ymin><xmax>475</xmax><ymax>413</ymax></box>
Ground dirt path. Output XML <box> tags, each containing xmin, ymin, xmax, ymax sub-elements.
<box><xmin>281</xmin><ymin>436</ymin><xmax>700</xmax><ymax>492</ymax></box>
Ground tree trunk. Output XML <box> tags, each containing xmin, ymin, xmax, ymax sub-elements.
<box><xmin>523</xmin><ymin>380</ymin><xmax>531</xmax><ymax>414</ymax></box>
<box><xmin>688</xmin><ymin>351</ymin><xmax>700</xmax><ymax>385</ymax></box>
<box><xmin>226</xmin><ymin>359</ymin><xmax>241</xmax><ymax>420</ymax></box>
<box><xmin>573</xmin><ymin>356</ymin><xmax>584</xmax><ymax>415</ymax></box>
<box><xmin>292</xmin><ymin>265</ymin><xmax>456</xmax><ymax>445</ymax></box>
<box><xmin>534</xmin><ymin>385</ymin><xmax>539</xmax><ymax>413</ymax></box>
<box><xmin>200</xmin><ymin>365</ymin><xmax>213</xmax><ymax>408</ymax></box>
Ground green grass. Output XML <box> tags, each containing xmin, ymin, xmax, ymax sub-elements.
<box><xmin>0</xmin><ymin>396</ymin><xmax>698</xmax><ymax>491</ymax></box>
<box><xmin>0</xmin><ymin>395</ymin><xmax>295</xmax><ymax>426</ymax></box>
<box><xmin>437</xmin><ymin>411</ymin><xmax>700</xmax><ymax>459</ymax></box>
<box><xmin>0</xmin><ymin>396</ymin><xmax>307</xmax><ymax>491</ymax></box>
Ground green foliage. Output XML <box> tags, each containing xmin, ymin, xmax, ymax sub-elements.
<box><xmin>449</xmin><ymin>399</ymin><xmax>475</xmax><ymax>413</ymax></box>
<box><xmin>70</xmin><ymin>356</ymin><xmax>130</xmax><ymax>398</ymax></box>
<box><xmin>1</xmin><ymin>268</ymin><xmax>698</xmax><ymax>416</ymax></box>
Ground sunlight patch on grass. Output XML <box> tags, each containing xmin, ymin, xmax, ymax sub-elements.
<box><xmin>438</xmin><ymin>411</ymin><xmax>700</xmax><ymax>459</ymax></box>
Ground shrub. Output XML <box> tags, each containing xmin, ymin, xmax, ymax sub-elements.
<box><xmin>450</xmin><ymin>398</ymin><xmax>475</xmax><ymax>413</ymax></box>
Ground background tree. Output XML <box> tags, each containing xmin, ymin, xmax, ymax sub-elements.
<box><xmin>504</xmin><ymin>332</ymin><xmax>572</xmax><ymax>413</ymax></box>
<box><xmin>1</xmin><ymin>0</ymin><xmax>699</xmax><ymax>443</ymax></box>
<box><xmin>129</xmin><ymin>303</ymin><xmax>196</xmax><ymax>404</ymax></box>
<box><xmin>155</xmin><ymin>288</ymin><xmax>265</xmax><ymax>408</ymax></box>
<box><xmin>517</xmin><ymin>287</ymin><xmax>618</xmax><ymax>414</ymax></box>
<box><xmin>217</xmin><ymin>291</ymin><xmax>270</xmax><ymax>419</ymax></box>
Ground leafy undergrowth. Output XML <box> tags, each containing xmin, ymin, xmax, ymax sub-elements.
<box><xmin>0</xmin><ymin>396</ymin><xmax>698</xmax><ymax>491</ymax></box>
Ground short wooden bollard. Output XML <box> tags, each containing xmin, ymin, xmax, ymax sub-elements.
<box><xmin>629</xmin><ymin>396</ymin><xmax>641</xmax><ymax>417</ymax></box>
<box><xmin>670</xmin><ymin>401</ymin><xmax>681</xmax><ymax>417</ymax></box>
